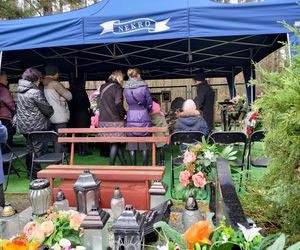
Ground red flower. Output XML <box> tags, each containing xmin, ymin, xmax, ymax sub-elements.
<box><xmin>247</xmin><ymin>126</ymin><xmax>252</xmax><ymax>135</ymax></box>
<box><xmin>251</xmin><ymin>112</ymin><xmax>257</xmax><ymax>120</ymax></box>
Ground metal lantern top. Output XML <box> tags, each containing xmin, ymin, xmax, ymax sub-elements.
<box><xmin>112</xmin><ymin>187</ymin><xmax>123</xmax><ymax>199</ymax></box>
<box><xmin>73</xmin><ymin>170</ymin><xmax>101</xmax><ymax>192</ymax></box>
<box><xmin>149</xmin><ymin>181</ymin><xmax>168</xmax><ymax>195</ymax></box>
<box><xmin>81</xmin><ymin>206</ymin><xmax>110</xmax><ymax>230</ymax></box>
<box><xmin>55</xmin><ymin>189</ymin><xmax>66</xmax><ymax>202</ymax></box>
<box><xmin>29</xmin><ymin>179</ymin><xmax>50</xmax><ymax>190</ymax></box>
<box><xmin>185</xmin><ymin>194</ymin><xmax>198</xmax><ymax>211</ymax></box>
<box><xmin>112</xmin><ymin>205</ymin><xmax>145</xmax><ymax>233</ymax></box>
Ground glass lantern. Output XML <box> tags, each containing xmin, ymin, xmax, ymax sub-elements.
<box><xmin>81</xmin><ymin>206</ymin><xmax>110</xmax><ymax>250</ymax></box>
<box><xmin>149</xmin><ymin>181</ymin><xmax>168</xmax><ymax>209</ymax></box>
<box><xmin>112</xmin><ymin>205</ymin><xmax>145</xmax><ymax>250</ymax></box>
<box><xmin>183</xmin><ymin>194</ymin><xmax>201</xmax><ymax>231</ymax></box>
<box><xmin>110</xmin><ymin>187</ymin><xmax>125</xmax><ymax>222</ymax></box>
<box><xmin>53</xmin><ymin>189</ymin><xmax>69</xmax><ymax>211</ymax></box>
<box><xmin>28</xmin><ymin>179</ymin><xmax>51</xmax><ymax>216</ymax></box>
<box><xmin>0</xmin><ymin>204</ymin><xmax>20</xmax><ymax>239</ymax></box>
<box><xmin>73</xmin><ymin>170</ymin><xmax>101</xmax><ymax>214</ymax></box>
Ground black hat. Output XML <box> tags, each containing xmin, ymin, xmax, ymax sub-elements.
<box><xmin>44</xmin><ymin>63</ymin><xmax>59</xmax><ymax>76</ymax></box>
<box><xmin>193</xmin><ymin>73</ymin><xmax>205</xmax><ymax>81</ymax></box>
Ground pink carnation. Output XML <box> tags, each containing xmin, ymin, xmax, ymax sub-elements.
<box><xmin>179</xmin><ymin>170</ymin><xmax>191</xmax><ymax>187</ymax></box>
<box><xmin>192</xmin><ymin>172</ymin><xmax>207</xmax><ymax>188</ymax></box>
<box><xmin>183</xmin><ymin>151</ymin><xmax>197</xmax><ymax>165</ymax></box>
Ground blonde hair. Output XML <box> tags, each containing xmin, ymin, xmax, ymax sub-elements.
<box><xmin>109</xmin><ymin>70</ymin><xmax>124</xmax><ymax>84</ymax></box>
<box><xmin>127</xmin><ymin>68</ymin><xmax>141</xmax><ymax>78</ymax></box>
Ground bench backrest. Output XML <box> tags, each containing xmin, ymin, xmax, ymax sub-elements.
<box><xmin>58</xmin><ymin>127</ymin><xmax>169</xmax><ymax>166</ymax></box>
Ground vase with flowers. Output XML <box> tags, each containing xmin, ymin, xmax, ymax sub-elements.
<box><xmin>175</xmin><ymin>137</ymin><xmax>237</xmax><ymax>200</ymax></box>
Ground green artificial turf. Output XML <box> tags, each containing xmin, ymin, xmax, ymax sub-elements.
<box><xmin>4</xmin><ymin>142</ymin><xmax>266</xmax><ymax>198</ymax></box>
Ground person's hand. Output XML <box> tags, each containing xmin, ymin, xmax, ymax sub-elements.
<box><xmin>124</xmin><ymin>115</ymin><xmax>127</xmax><ymax>120</ymax></box>
<box><xmin>59</xmin><ymin>96</ymin><xmax>66</xmax><ymax>102</ymax></box>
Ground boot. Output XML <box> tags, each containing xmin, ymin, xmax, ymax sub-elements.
<box><xmin>117</xmin><ymin>146</ymin><xmax>127</xmax><ymax>165</ymax></box>
<box><xmin>109</xmin><ymin>144</ymin><xmax>118</xmax><ymax>165</ymax></box>
<box><xmin>142</xmin><ymin>150</ymin><xmax>148</xmax><ymax>166</ymax></box>
<box><xmin>129</xmin><ymin>151</ymin><xmax>136</xmax><ymax>165</ymax></box>
<box><xmin>159</xmin><ymin>147</ymin><xmax>165</xmax><ymax>166</ymax></box>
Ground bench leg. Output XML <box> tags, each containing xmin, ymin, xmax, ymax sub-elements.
<box><xmin>50</xmin><ymin>178</ymin><xmax>54</xmax><ymax>205</ymax></box>
<box><xmin>146</xmin><ymin>180</ymin><xmax>150</xmax><ymax>210</ymax></box>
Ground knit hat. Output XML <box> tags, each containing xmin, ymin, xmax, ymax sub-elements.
<box><xmin>182</xmin><ymin>99</ymin><xmax>197</xmax><ymax>112</ymax></box>
<box><xmin>44</xmin><ymin>63</ymin><xmax>59</xmax><ymax>76</ymax></box>
<box><xmin>152</xmin><ymin>101</ymin><xmax>164</xmax><ymax>116</ymax></box>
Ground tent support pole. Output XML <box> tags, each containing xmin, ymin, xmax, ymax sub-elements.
<box><xmin>0</xmin><ymin>51</ymin><xmax>3</xmax><ymax>74</ymax></box>
<box><xmin>231</xmin><ymin>66</ymin><xmax>236</xmax><ymax>98</ymax></box>
<box><xmin>75</xmin><ymin>57</ymin><xmax>78</xmax><ymax>78</ymax></box>
<box><xmin>250</xmin><ymin>49</ymin><xmax>254</xmax><ymax>104</ymax></box>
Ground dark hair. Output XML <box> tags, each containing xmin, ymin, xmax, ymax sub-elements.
<box><xmin>22</xmin><ymin>68</ymin><xmax>42</xmax><ymax>82</ymax></box>
<box><xmin>171</xmin><ymin>97</ymin><xmax>185</xmax><ymax>110</ymax></box>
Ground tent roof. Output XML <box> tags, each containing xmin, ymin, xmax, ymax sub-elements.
<box><xmin>0</xmin><ymin>0</ymin><xmax>299</xmax><ymax>80</ymax></box>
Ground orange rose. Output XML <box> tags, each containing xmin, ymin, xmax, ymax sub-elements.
<box><xmin>183</xmin><ymin>221</ymin><xmax>212</xmax><ymax>249</ymax></box>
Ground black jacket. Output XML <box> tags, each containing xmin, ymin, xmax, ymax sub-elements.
<box><xmin>14</xmin><ymin>79</ymin><xmax>54</xmax><ymax>134</ymax></box>
<box><xmin>68</xmin><ymin>86</ymin><xmax>91</xmax><ymax>128</ymax></box>
<box><xmin>196</xmin><ymin>81</ymin><xmax>215</xmax><ymax>130</ymax></box>
<box><xmin>97</xmin><ymin>80</ymin><xmax>126</xmax><ymax>122</ymax></box>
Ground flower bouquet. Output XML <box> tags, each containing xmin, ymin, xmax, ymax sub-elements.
<box><xmin>0</xmin><ymin>238</ymin><xmax>39</xmax><ymax>250</ymax></box>
<box><xmin>23</xmin><ymin>208</ymin><xmax>86</xmax><ymax>249</ymax></box>
<box><xmin>228</xmin><ymin>95</ymin><xmax>247</xmax><ymax>121</ymax></box>
<box><xmin>242</xmin><ymin>109</ymin><xmax>262</xmax><ymax>136</ymax></box>
<box><xmin>154</xmin><ymin>218</ymin><xmax>300</xmax><ymax>250</ymax></box>
<box><xmin>175</xmin><ymin>137</ymin><xmax>237</xmax><ymax>200</ymax></box>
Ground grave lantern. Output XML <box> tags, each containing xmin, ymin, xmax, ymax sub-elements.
<box><xmin>110</xmin><ymin>186</ymin><xmax>125</xmax><ymax>222</ymax></box>
<box><xmin>0</xmin><ymin>204</ymin><xmax>20</xmax><ymax>239</ymax></box>
<box><xmin>112</xmin><ymin>205</ymin><xmax>145</xmax><ymax>250</ymax></box>
<box><xmin>183</xmin><ymin>194</ymin><xmax>201</xmax><ymax>230</ymax></box>
<box><xmin>81</xmin><ymin>206</ymin><xmax>110</xmax><ymax>250</ymax></box>
<box><xmin>149</xmin><ymin>181</ymin><xmax>168</xmax><ymax>209</ymax></box>
<box><xmin>73</xmin><ymin>170</ymin><xmax>100</xmax><ymax>214</ymax></box>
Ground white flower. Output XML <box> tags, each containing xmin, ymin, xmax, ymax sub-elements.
<box><xmin>51</xmin><ymin>243</ymin><xmax>61</xmax><ymax>250</ymax></box>
<box><xmin>157</xmin><ymin>245</ymin><xmax>168</xmax><ymax>250</ymax></box>
<box><xmin>238</xmin><ymin>223</ymin><xmax>262</xmax><ymax>242</ymax></box>
<box><xmin>59</xmin><ymin>238</ymin><xmax>71</xmax><ymax>248</ymax></box>
<box><xmin>76</xmin><ymin>247</ymin><xmax>86</xmax><ymax>250</ymax></box>
<box><xmin>222</xmin><ymin>235</ymin><xmax>228</xmax><ymax>243</ymax></box>
<box><xmin>204</xmin><ymin>150</ymin><xmax>214</xmax><ymax>160</ymax></box>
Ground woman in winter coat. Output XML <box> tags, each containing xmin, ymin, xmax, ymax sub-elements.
<box><xmin>0</xmin><ymin>71</ymin><xmax>15</xmax><ymax>151</ymax></box>
<box><xmin>175</xmin><ymin>99</ymin><xmax>209</xmax><ymax>136</ymax></box>
<box><xmin>124</xmin><ymin>68</ymin><xmax>153</xmax><ymax>165</ymax></box>
<box><xmin>98</xmin><ymin>70</ymin><xmax>127</xmax><ymax>165</ymax></box>
<box><xmin>14</xmin><ymin>68</ymin><xmax>54</xmax><ymax>178</ymax></box>
<box><xmin>0</xmin><ymin>121</ymin><xmax>7</xmax><ymax>207</ymax></box>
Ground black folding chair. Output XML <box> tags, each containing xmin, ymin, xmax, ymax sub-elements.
<box><xmin>28</xmin><ymin>131</ymin><xmax>67</xmax><ymax>181</ymax></box>
<box><xmin>169</xmin><ymin>131</ymin><xmax>206</xmax><ymax>199</ymax></box>
<box><xmin>209</xmin><ymin>131</ymin><xmax>247</xmax><ymax>190</ymax></box>
<box><xmin>2</xmin><ymin>143</ymin><xmax>28</xmax><ymax>191</ymax></box>
<box><xmin>247</xmin><ymin>130</ymin><xmax>270</xmax><ymax>170</ymax></box>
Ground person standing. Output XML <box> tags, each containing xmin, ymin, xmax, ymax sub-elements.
<box><xmin>124</xmin><ymin>68</ymin><xmax>152</xmax><ymax>166</ymax></box>
<box><xmin>43</xmin><ymin>63</ymin><xmax>72</xmax><ymax>153</ymax></box>
<box><xmin>194</xmin><ymin>73</ymin><xmax>215</xmax><ymax>131</ymax></box>
<box><xmin>68</xmin><ymin>77</ymin><xmax>92</xmax><ymax>156</ymax></box>
<box><xmin>14</xmin><ymin>68</ymin><xmax>54</xmax><ymax>179</ymax></box>
<box><xmin>0</xmin><ymin>71</ymin><xmax>15</xmax><ymax>151</ymax></box>
<box><xmin>98</xmin><ymin>70</ymin><xmax>127</xmax><ymax>165</ymax></box>
<box><xmin>0</xmin><ymin>121</ymin><xmax>7</xmax><ymax>207</ymax></box>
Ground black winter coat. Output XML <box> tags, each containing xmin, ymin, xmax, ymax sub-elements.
<box><xmin>68</xmin><ymin>87</ymin><xmax>91</xmax><ymax>128</ymax></box>
<box><xmin>196</xmin><ymin>81</ymin><xmax>215</xmax><ymax>130</ymax></box>
<box><xmin>97</xmin><ymin>80</ymin><xmax>126</xmax><ymax>122</ymax></box>
<box><xmin>14</xmin><ymin>79</ymin><xmax>54</xmax><ymax>134</ymax></box>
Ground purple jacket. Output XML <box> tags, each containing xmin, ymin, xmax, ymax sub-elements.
<box><xmin>124</xmin><ymin>77</ymin><xmax>152</xmax><ymax>136</ymax></box>
<box><xmin>0</xmin><ymin>83</ymin><xmax>15</xmax><ymax>121</ymax></box>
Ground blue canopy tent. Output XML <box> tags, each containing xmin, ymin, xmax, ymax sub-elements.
<box><xmin>0</xmin><ymin>0</ymin><xmax>299</xmax><ymax>102</ymax></box>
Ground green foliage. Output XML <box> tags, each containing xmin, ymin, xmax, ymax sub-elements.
<box><xmin>243</xmin><ymin>23</ymin><xmax>300</xmax><ymax>243</ymax></box>
<box><xmin>154</xmin><ymin>221</ymin><xmax>188</xmax><ymax>250</ymax></box>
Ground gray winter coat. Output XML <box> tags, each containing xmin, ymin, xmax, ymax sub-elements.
<box><xmin>14</xmin><ymin>79</ymin><xmax>54</xmax><ymax>134</ymax></box>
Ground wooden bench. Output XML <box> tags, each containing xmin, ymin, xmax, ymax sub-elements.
<box><xmin>37</xmin><ymin>127</ymin><xmax>169</xmax><ymax>210</ymax></box>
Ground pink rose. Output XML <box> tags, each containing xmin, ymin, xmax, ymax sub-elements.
<box><xmin>70</xmin><ymin>212</ymin><xmax>86</xmax><ymax>231</ymax></box>
<box><xmin>24</xmin><ymin>221</ymin><xmax>40</xmax><ymax>240</ymax></box>
<box><xmin>179</xmin><ymin>170</ymin><xmax>191</xmax><ymax>187</ymax></box>
<box><xmin>183</xmin><ymin>151</ymin><xmax>197</xmax><ymax>165</ymax></box>
<box><xmin>41</xmin><ymin>220</ymin><xmax>55</xmax><ymax>237</ymax></box>
<box><xmin>31</xmin><ymin>229</ymin><xmax>45</xmax><ymax>244</ymax></box>
<box><xmin>192</xmin><ymin>172</ymin><xmax>207</xmax><ymax>188</ymax></box>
